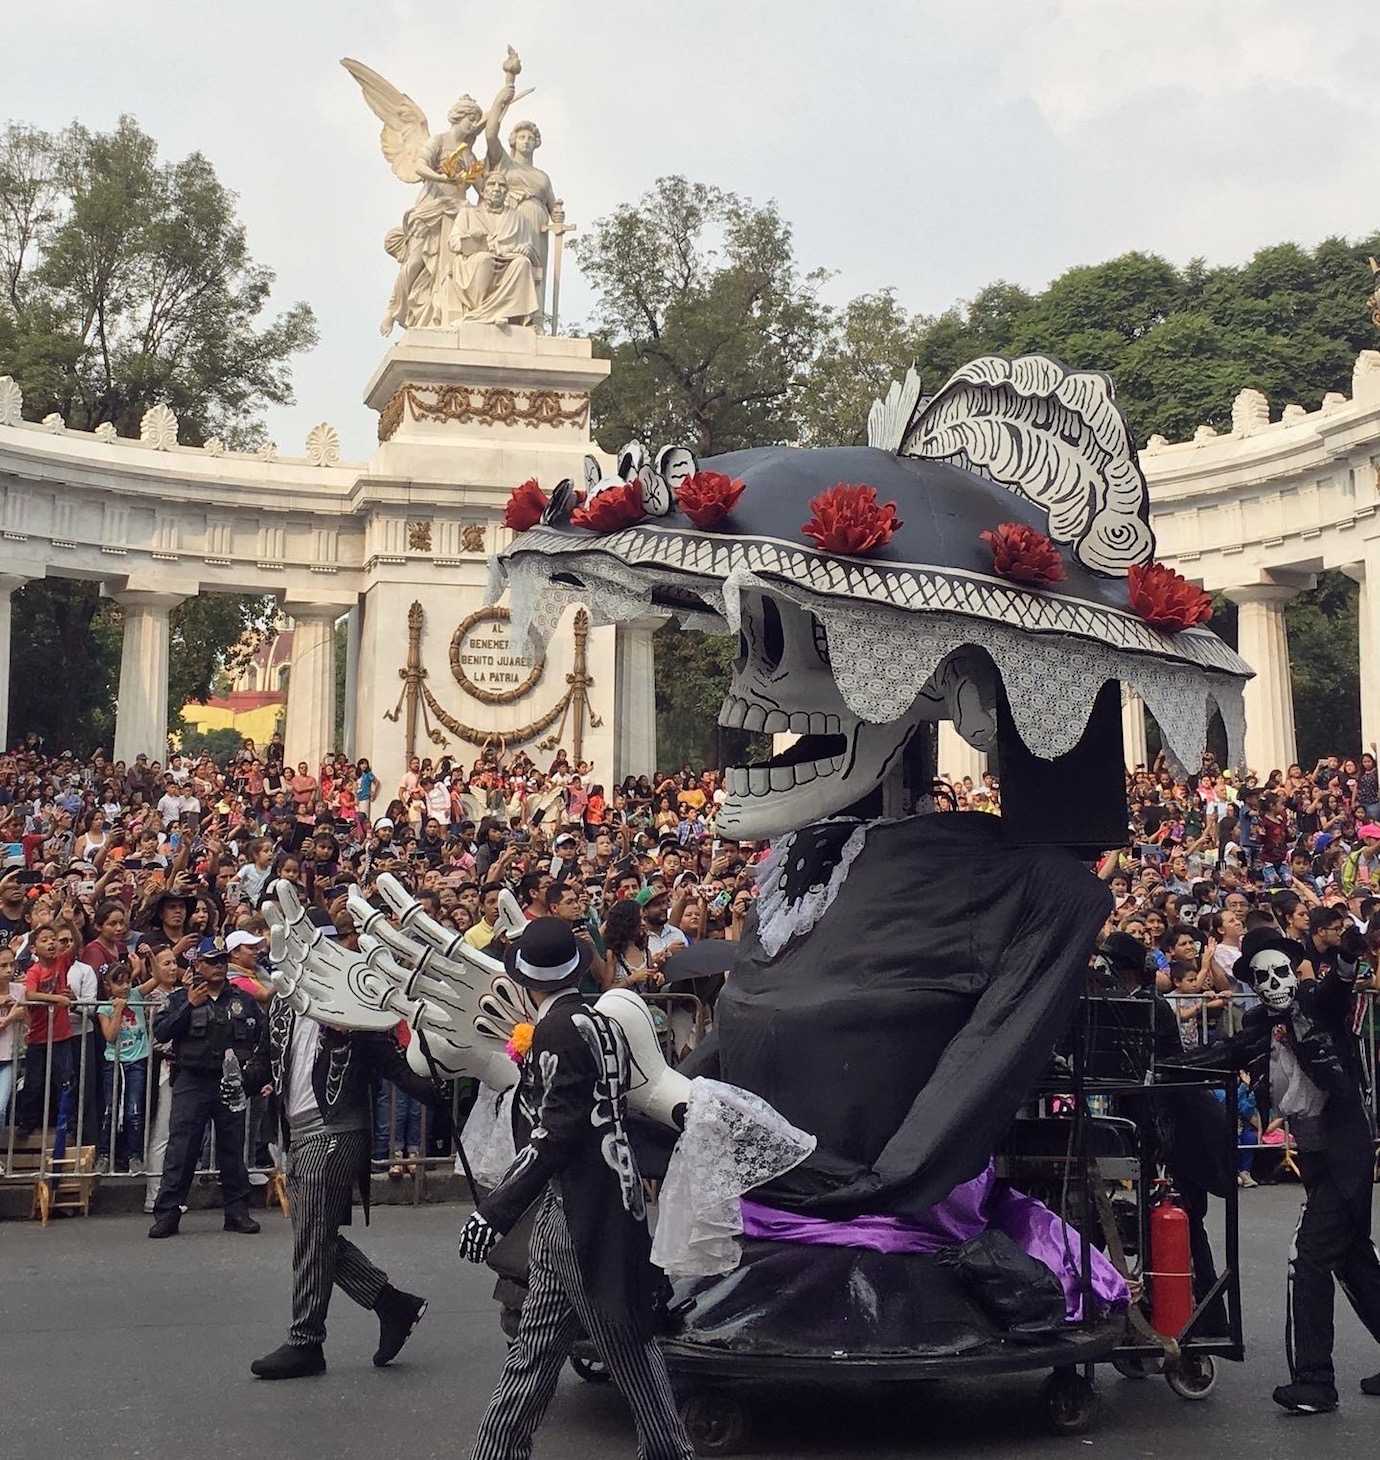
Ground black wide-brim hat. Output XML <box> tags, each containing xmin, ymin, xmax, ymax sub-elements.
<box><xmin>1232</xmin><ymin>929</ymin><xmax>1304</xmax><ymax>986</ymax></box>
<box><xmin>503</xmin><ymin>916</ymin><xmax>592</xmax><ymax>992</ymax></box>
<box><xmin>493</xmin><ymin>357</ymin><xmax>1252</xmax><ymax>777</ymax></box>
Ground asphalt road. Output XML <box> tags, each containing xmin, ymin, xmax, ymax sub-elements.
<box><xmin>4</xmin><ymin>1185</ymin><xmax>1379</xmax><ymax>1458</ymax></box>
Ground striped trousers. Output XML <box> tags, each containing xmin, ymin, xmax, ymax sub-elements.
<box><xmin>287</xmin><ymin>1129</ymin><xmax>388</xmax><ymax>1347</ymax></box>
<box><xmin>469</xmin><ymin>1191</ymin><xmax>693</xmax><ymax>1460</ymax></box>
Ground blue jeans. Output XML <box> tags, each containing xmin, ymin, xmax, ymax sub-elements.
<box><xmin>0</xmin><ymin>1058</ymin><xmax>14</xmax><ymax>1127</ymax></box>
<box><xmin>18</xmin><ymin>1037</ymin><xmax>75</xmax><ymax>1137</ymax></box>
<box><xmin>99</xmin><ymin>1061</ymin><xmax>148</xmax><ymax>1164</ymax></box>
<box><xmin>373</xmin><ymin>1083</ymin><xmax>422</xmax><ymax>1160</ymax></box>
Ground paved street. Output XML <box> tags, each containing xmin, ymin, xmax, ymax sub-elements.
<box><xmin>4</xmin><ymin>1185</ymin><xmax>1379</xmax><ymax>1458</ymax></box>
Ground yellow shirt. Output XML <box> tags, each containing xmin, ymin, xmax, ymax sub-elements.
<box><xmin>465</xmin><ymin>921</ymin><xmax>496</xmax><ymax>951</ymax></box>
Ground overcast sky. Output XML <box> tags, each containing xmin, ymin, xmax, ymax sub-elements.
<box><xmin>7</xmin><ymin>1</ymin><xmax>1377</xmax><ymax>458</ymax></box>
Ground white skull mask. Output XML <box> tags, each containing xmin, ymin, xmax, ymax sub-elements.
<box><xmin>1250</xmin><ymin>947</ymin><xmax>1297</xmax><ymax>1012</ymax></box>
<box><xmin>715</xmin><ymin>590</ymin><xmax>998</xmax><ymax>840</ymax></box>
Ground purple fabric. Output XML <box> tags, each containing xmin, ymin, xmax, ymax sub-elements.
<box><xmin>740</xmin><ymin>1162</ymin><xmax>1128</xmax><ymax>1319</ymax></box>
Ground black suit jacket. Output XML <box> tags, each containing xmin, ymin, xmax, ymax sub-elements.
<box><xmin>267</xmin><ymin>997</ymin><xmax>443</xmax><ymax>1219</ymax></box>
<box><xmin>478</xmin><ymin>991</ymin><xmax>661</xmax><ymax>1338</ymax></box>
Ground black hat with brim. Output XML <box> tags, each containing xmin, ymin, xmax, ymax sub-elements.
<box><xmin>503</xmin><ymin>916</ymin><xmax>592</xmax><ymax>993</ymax></box>
<box><xmin>1233</xmin><ymin>930</ymin><xmax>1303</xmax><ymax>987</ymax></box>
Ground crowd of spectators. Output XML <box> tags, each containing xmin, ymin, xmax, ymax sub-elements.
<box><xmin>0</xmin><ymin>730</ymin><xmax>1376</xmax><ymax>1196</ymax></box>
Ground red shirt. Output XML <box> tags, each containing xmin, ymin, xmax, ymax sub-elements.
<box><xmin>24</xmin><ymin>957</ymin><xmax>74</xmax><ymax>1046</ymax></box>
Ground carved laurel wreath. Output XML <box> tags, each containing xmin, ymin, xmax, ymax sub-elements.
<box><xmin>449</xmin><ymin>605</ymin><xmax>546</xmax><ymax>705</ymax></box>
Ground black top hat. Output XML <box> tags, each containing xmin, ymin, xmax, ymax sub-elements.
<box><xmin>1233</xmin><ymin>929</ymin><xmax>1303</xmax><ymax>986</ymax></box>
<box><xmin>1098</xmin><ymin>931</ymin><xmax>1155</xmax><ymax>979</ymax></box>
<box><xmin>503</xmin><ymin>916</ymin><xmax>592</xmax><ymax>993</ymax></box>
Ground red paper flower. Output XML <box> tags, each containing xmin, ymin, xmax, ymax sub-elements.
<box><xmin>1127</xmin><ymin>561</ymin><xmax>1213</xmax><ymax>632</ymax></box>
<box><xmin>503</xmin><ymin>478</ymin><xmax>547</xmax><ymax>533</ymax></box>
<box><xmin>570</xmin><ymin>479</ymin><xmax>646</xmax><ymax>532</ymax></box>
<box><xmin>979</xmin><ymin>521</ymin><xmax>1066</xmax><ymax>587</ymax></box>
<box><xmin>800</xmin><ymin>483</ymin><xmax>901</xmax><ymax>556</ymax></box>
<box><xmin>676</xmin><ymin>470</ymin><xmax>746</xmax><ymax>529</ymax></box>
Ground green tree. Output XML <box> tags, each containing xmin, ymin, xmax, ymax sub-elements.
<box><xmin>575</xmin><ymin>176</ymin><xmax>832</xmax><ymax>455</ymax></box>
<box><xmin>653</xmin><ymin>620</ymin><xmax>765</xmax><ymax>774</ymax></box>
<box><xmin>0</xmin><ymin>117</ymin><xmax>316</xmax><ymax>752</ymax></box>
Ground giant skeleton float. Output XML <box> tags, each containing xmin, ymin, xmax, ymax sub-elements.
<box><xmin>266</xmin><ymin>353</ymin><xmax>1252</xmax><ymax>1440</ymax></box>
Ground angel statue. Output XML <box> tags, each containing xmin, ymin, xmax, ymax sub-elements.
<box><xmin>342</xmin><ymin>49</ymin><xmax>533</xmax><ymax>334</ymax></box>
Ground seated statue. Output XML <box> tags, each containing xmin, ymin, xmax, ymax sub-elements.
<box><xmin>447</xmin><ymin>174</ymin><xmax>541</xmax><ymax>325</ymax></box>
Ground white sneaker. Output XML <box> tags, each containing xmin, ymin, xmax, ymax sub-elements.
<box><xmin>248</xmin><ymin>1171</ymin><xmax>269</xmax><ymax>1187</ymax></box>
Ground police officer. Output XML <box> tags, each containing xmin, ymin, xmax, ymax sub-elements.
<box><xmin>148</xmin><ymin>940</ymin><xmax>268</xmax><ymax>1239</ymax></box>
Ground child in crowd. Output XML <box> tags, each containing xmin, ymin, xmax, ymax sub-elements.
<box><xmin>96</xmin><ymin>960</ymin><xmax>150</xmax><ymax>1174</ymax></box>
<box><xmin>0</xmin><ymin>944</ymin><xmax>27</xmax><ymax>1141</ymax></box>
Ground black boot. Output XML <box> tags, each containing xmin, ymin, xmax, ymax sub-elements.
<box><xmin>1272</xmin><ymin>1381</ymin><xmax>1339</xmax><ymax>1414</ymax></box>
<box><xmin>223</xmin><ymin>1213</ymin><xmax>261</xmax><ymax>1234</ymax></box>
<box><xmin>147</xmin><ymin>1213</ymin><xmax>180</xmax><ymax>1239</ymax></box>
<box><xmin>373</xmin><ymin>1285</ymin><xmax>428</xmax><ymax>1367</ymax></box>
<box><xmin>1361</xmin><ymin>1374</ymin><xmax>1380</xmax><ymax>1396</ymax></box>
<box><xmin>250</xmin><ymin>1343</ymin><xmax>326</xmax><ymax>1380</ymax></box>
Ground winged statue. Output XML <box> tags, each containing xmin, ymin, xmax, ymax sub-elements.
<box><xmin>342</xmin><ymin>48</ymin><xmax>534</xmax><ymax>334</ymax></box>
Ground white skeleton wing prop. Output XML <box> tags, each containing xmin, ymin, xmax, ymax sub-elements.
<box><xmin>898</xmin><ymin>354</ymin><xmax>1155</xmax><ymax>576</ymax></box>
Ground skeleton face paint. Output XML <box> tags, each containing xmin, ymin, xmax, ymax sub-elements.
<box><xmin>714</xmin><ymin>590</ymin><xmax>998</xmax><ymax>840</ymax></box>
<box><xmin>1250</xmin><ymin>947</ymin><xmax>1297</xmax><ymax>1012</ymax></box>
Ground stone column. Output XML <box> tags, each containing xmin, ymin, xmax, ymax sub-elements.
<box><xmin>938</xmin><ymin>721</ymin><xmax>987</xmax><ymax>785</ymax></box>
<box><xmin>283</xmin><ymin>605</ymin><xmax>340</xmax><ymax>771</ymax></box>
<box><xmin>112</xmin><ymin>591</ymin><xmax>185</xmax><ymax>765</ymax></box>
<box><xmin>1225</xmin><ymin>584</ymin><xmax>1299</xmax><ymax>775</ymax></box>
<box><xmin>613</xmin><ymin>619</ymin><xmax>658</xmax><ymax>778</ymax></box>
<box><xmin>1121</xmin><ymin>686</ymin><xmax>1149</xmax><ymax>770</ymax></box>
<box><xmin>342</xmin><ymin>603</ymin><xmax>362</xmax><ymax>761</ymax></box>
<box><xmin>0</xmin><ymin>570</ymin><xmax>39</xmax><ymax>752</ymax></box>
<box><xmin>1354</xmin><ymin>542</ymin><xmax>1380</xmax><ymax>754</ymax></box>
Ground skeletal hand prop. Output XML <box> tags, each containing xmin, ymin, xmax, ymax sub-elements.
<box><xmin>263</xmin><ymin>874</ymin><xmax>523</xmax><ymax>1090</ymax></box>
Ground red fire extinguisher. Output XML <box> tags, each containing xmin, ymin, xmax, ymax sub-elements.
<box><xmin>1150</xmin><ymin>1190</ymin><xmax>1194</xmax><ymax>1338</ymax></box>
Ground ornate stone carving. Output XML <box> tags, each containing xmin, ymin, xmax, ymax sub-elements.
<box><xmin>1281</xmin><ymin>403</ymin><xmax>1307</xmax><ymax>422</ymax></box>
<box><xmin>1143</xmin><ymin>434</ymin><xmax>1168</xmax><ymax>454</ymax></box>
<box><xmin>42</xmin><ymin>413</ymin><xmax>64</xmax><ymax>433</ymax></box>
<box><xmin>1321</xmin><ymin>391</ymin><xmax>1347</xmax><ymax>413</ymax></box>
<box><xmin>256</xmin><ymin>441</ymin><xmax>278</xmax><ymax>462</ymax></box>
<box><xmin>387</xmin><ymin>600</ymin><xmax>597</xmax><ymax>759</ymax></box>
<box><xmin>1353</xmin><ymin>349</ymin><xmax>1380</xmax><ymax>406</ymax></box>
<box><xmin>376</xmin><ymin>382</ymin><xmax>588</xmax><ymax>441</ymax></box>
<box><xmin>461</xmin><ymin>522</ymin><xmax>486</xmax><ymax>553</ymax></box>
<box><xmin>140</xmin><ymin>403</ymin><xmax>179</xmax><ymax>450</ymax></box>
<box><xmin>0</xmin><ymin>377</ymin><xmax>22</xmax><ymax>427</ymax></box>
<box><xmin>306</xmin><ymin>422</ymin><xmax>342</xmax><ymax>466</ymax></box>
<box><xmin>1231</xmin><ymin>388</ymin><xmax>1269</xmax><ymax>437</ymax></box>
<box><xmin>407</xmin><ymin>519</ymin><xmax>433</xmax><ymax>552</ymax></box>
<box><xmin>449</xmin><ymin>604</ymin><xmax>545</xmax><ymax>704</ymax></box>
<box><xmin>204</xmin><ymin>437</ymin><xmax>226</xmax><ymax>456</ymax></box>
<box><xmin>93</xmin><ymin>421</ymin><xmax>118</xmax><ymax>442</ymax></box>
<box><xmin>343</xmin><ymin>47</ymin><xmax>552</xmax><ymax>333</ymax></box>
<box><xmin>1192</xmin><ymin>424</ymin><xmax>1218</xmax><ymax>446</ymax></box>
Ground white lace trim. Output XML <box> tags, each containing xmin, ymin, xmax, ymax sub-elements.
<box><xmin>650</xmin><ymin>1077</ymin><xmax>816</xmax><ymax>1279</ymax></box>
<box><xmin>754</xmin><ymin>821</ymin><xmax>870</xmax><ymax>958</ymax></box>
<box><xmin>495</xmin><ymin>550</ymin><xmax>1247</xmax><ymax>773</ymax></box>
<box><xmin>459</xmin><ymin>1084</ymin><xmax>518</xmax><ymax>1190</ymax></box>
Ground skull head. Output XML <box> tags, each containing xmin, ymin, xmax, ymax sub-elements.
<box><xmin>1250</xmin><ymin>947</ymin><xmax>1297</xmax><ymax>1012</ymax></box>
<box><xmin>715</xmin><ymin>589</ymin><xmax>998</xmax><ymax>840</ymax></box>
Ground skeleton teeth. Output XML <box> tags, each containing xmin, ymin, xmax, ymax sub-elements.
<box><xmin>742</xmin><ymin>704</ymin><xmax>767</xmax><ymax>732</ymax></box>
<box><xmin>808</xmin><ymin>711</ymin><xmax>827</xmax><ymax>735</ymax></box>
<box><xmin>769</xmin><ymin>765</ymin><xmax>795</xmax><ymax>791</ymax></box>
<box><xmin>813</xmin><ymin>759</ymin><xmax>835</xmax><ymax>777</ymax></box>
<box><xmin>831</xmin><ymin>754</ymin><xmax>844</xmax><ymax>771</ymax></box>
<box><xmin>793</xmin><ymin>762</ymin><xmax>817</xmax><ymax>785</ymax></box>
<box><xmin>727</xmin><ymin>767</ymin><xmax>747</xmax><ymax>795</ymax></box>
<box><xmin>826</xmin><ymin>714</ymin><xmax>841</xmax><ymax>735</ymax></box>
<box><xmin>722</xmin><ymin>696</ymin><xmax>747</xmax><ymax>729</ymax></box>
<box><xmin>763</xmin><ymin>710</ymin><xmax>790</xmax><ymax>733</ymax></box>
<box><xmin>748</xmin><ymin>766</ymin><xmax>770</xmax><ymax>794</ymax></box>
<box><xmin>789</xmin><ymin>712</ymin><xmax>811</xmax><ymax>734</ymax></box>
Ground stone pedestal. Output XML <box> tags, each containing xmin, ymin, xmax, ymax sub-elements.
<box><xmin>352</xmin><ymin>323</ymin><xmax>647</xmax><ymax>796</ymax></box>
<box><xmin>112</xmin><ymin>591</ymin><xmax>185</xmax><ymax>764</ymax></box>
<box><xmin>0</xmin><ymin>564</ymin><xmax>42</xmax><ymax>752</ymax></box>
<box><xmin>1226</xmin><ymin>584</ymin><xmax>1299</xmax><ymax>775</ymax></box>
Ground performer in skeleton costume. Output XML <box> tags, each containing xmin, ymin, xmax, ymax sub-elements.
<box><xmin>1186</xmin><ymin>930</ymin><xmax>1380</xmax><ymax>1413</ymax></box>
<box><xmin>266</xmin><ymin>352</ymin><xmax>1254</xmax><ymax>1430</ymax></box>
<box><xmin>457</xmin><ymin>917</ymin><xmax>694</xmax><ymax>1459</ymax></box>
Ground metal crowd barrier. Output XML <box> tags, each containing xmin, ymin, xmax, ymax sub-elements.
<box><xmin>0</xmin><ymin>1001</ymin><xmax>479</xmax><ymax>1214</ymax></box>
